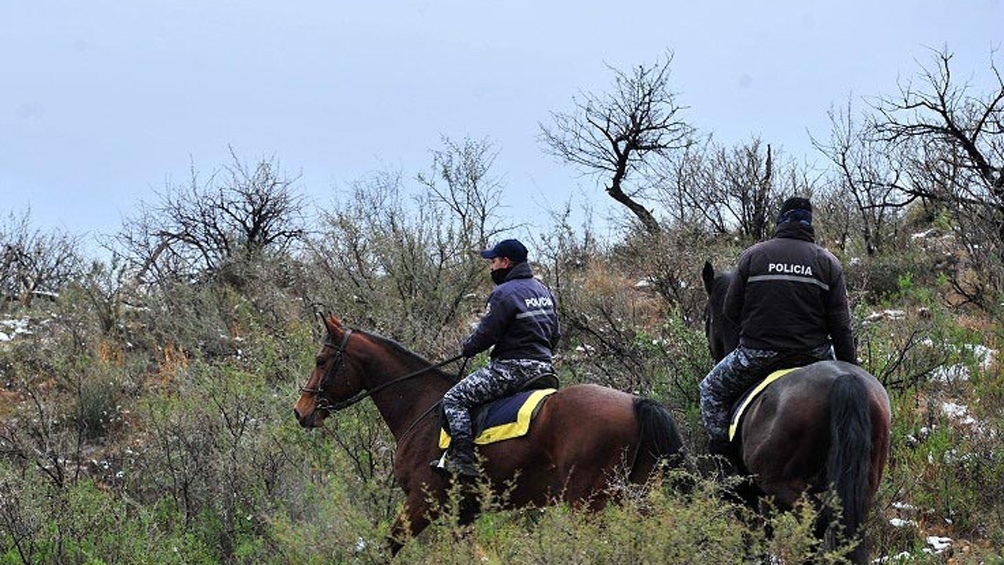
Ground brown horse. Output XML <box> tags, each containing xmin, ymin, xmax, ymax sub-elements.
<box><xmin>294</xmin><ymin>315</ymin><xmax>686</xmax><ymax>555</ymax></box>
<box><xmin>702</xmin><ymin>262</ymin><xmax>891</xmax><ymax>563</ymax></box>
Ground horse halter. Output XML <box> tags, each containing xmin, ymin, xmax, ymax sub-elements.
<box><xmin>300</xmin><ymin>328</ymin><xmax>356</xmax><ymax>413</ymax></box>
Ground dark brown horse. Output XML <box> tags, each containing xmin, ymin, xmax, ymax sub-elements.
<box><xmin>702</xmin><ymin>262</ymin><xmax>891</xmax><ymax>563</ymax></box>
<box><xmin>294</xmin><ymin>315</ymin><xmax>686</xmax><ymax>555</ymax></box>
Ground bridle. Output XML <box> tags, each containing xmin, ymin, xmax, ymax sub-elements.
<box><xmin>299</xmin><ymin>328</ymin><xmax>356</xmax><ymax>412</ymax></box>
<box><xmin>299</xmin><ymin>328</ymin><xmax>465</xmax><ymax>413</ymax></box>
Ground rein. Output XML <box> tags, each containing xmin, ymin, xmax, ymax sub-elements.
<box><xmin>301</xmin><ymin>328</ymin><xmax>465</xmax><ymax>413</ymax></box>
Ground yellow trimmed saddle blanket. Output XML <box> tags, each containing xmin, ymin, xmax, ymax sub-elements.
<box><xmin>728</xmin><ymin>368</ymin><xmax>798</xmax><ymax>441</ymax></box>
<box><xmin>439</xmin><ymin>388</ymin><xmax>557</xmax><ymax>448</ymax></box>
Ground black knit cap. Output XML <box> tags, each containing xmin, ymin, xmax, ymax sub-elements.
<box><xmin>779</xmin><ymin>197</ymin><xmax>812</xmax><ymax>215</ymax></box>
<box><xmin>777</xmin><ymin>197</ymin><xmax>813</xmax><ymax>225</ymax></box>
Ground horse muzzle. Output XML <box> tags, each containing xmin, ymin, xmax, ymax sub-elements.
<box><xmin>293</xmin><ymin>407</ymin><xmax>325</xmax><ymax>428</ymax></box>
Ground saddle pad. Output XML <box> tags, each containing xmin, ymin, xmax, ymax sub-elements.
<box><xmin>439</xmin><ymin>388</ymin><xmax>557</xmax><ymax>448</ymax></box>
<box><xmin>728</xmin><ymin>368</ymin><xmax>798</xmax><ymax>441</ymax></box>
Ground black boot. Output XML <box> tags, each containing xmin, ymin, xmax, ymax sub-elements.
<box><xmin>431</xmin><ymin>436</ymin><xmax>478</xmax><ymax>478</ymax></box>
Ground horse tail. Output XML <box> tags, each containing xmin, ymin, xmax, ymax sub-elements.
<box><xmin>631</xmin><ymin>398</ymin><xmax>687</xmax><ymax>483</ymax></box>
<box><xmin>825</xmin><ymin>372</ymin><xmax>872</xmax><ymax>557</ymax></box>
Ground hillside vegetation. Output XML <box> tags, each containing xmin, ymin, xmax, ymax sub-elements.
<box><xmin>2</xmin><ymin>49</ymin><xmax>1003</xmax><ymax>563</ymax></box>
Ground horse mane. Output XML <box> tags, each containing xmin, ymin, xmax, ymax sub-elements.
<box><xmin>702</xmin><ymin>263</ymin><xmax>739</xmax><ymax>362</ymax></box>
<box><xmin>361</xmin><ymin>329</ymin><xmax>461</xmax><ymax>384</ymax></box>
<box><xmin>325</xmin><ymin>315</ymin><xmax>458</xmax><ymax>384</ymax></box>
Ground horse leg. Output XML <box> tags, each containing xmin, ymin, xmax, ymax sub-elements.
<box><xmin>388</xmin><ymin>479</ymin><xmax>482</xmax><ymax>556</ymax></box>
<box><xmin>557</xmin><ymin>461</ymin><xmax>619</xmax><ymax>512</ymax></box>
<box><xmin>388</xmin><ymin>493</ymin><xmax>434</xmax><ymax>557</ymax></box>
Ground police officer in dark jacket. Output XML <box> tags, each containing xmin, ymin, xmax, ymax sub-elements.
<box><xmin>699</xmin><ymin>197</ymin><xmax>856</xmax><ymax>474</ymax></box>
<box><xmin>433</xmin><ymin>239</ymin><xmax>561</xmax><ymax>477</ymax></box>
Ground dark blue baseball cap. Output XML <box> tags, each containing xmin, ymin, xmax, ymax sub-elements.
<box><xmin>479</xmin><ymin>239</ymin><xmax>528</xmax><ymax>262</ymax></box>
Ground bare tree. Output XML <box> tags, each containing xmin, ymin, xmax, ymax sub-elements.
<box><xmin>869</xmin><ymin>48</ymin><xmax>1004</xmax><ymax>307</ymax></box>
<box><xmin>706</xmin><ymin>139</ymin><xmax>776</xmax><ymax>242</ymax></box>
<box><xmin>0</xmin><ymin>209</ymin><xmax>82</xmax><ymax>306</ymax></box>
<box><xmin>417</xmin><ymin>135</ymin><xmax>507</xmax><ymax>245</ymax></box>
<box><xmin>541</xmin><ymin>52</ymin><xmax>694</xmax><ymax>234</ymax></box>
<box><xmin>813</xmin><ymin>99</ymin><xmax>909</xmax><ymax>256</ymax></box>
<box><xmin>310</xmin><ymin>136</ymin><xmax>510</xmax><ymax>351</ymax></box>
<box><xmin>119</xmin><ymin>150</ymin><xmax>305</xmax><ymax>286</ymax></box>
<box><xmin>655</xmin><ymin>137</ymin><xmax>803</xmax><ymax>244</ymax></box>
<box><xmin>652</xmin><ymin>136</ymin><xmax>715</xmax><ymax>230</ymax></box>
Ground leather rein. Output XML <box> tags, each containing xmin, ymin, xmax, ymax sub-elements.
<box><xmin>300</xmin><ymin>328</ymin><xmax>465</xmax><ymax>414</ymax></box>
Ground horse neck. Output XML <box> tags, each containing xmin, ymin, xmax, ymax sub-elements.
<box><xmin>710</xmin><ymin>272</ymin><xmax>740</xmax><ymax>360</ymax></box>
<box><xmin>355</xmin><ymin>334</ymin><xmax>452</xmax><ymax>441</ymax></box>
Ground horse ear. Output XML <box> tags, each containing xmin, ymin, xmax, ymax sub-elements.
<box><xmin>702</xmin><ymin>261</ymin><xmax>716</xmax><ymax>295</ymax></box>
<box><xmin>317</xmin><ymin>311</ymin><xmax>338</xmax><ymax>335</ymax></box>
<box><xmin>325</xmin><ymin>313</ymin><xmax>345</xmax><ymax>332</ymax></box>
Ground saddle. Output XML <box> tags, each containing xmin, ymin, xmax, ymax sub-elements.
<box><xmin>439</xmin><ymin>373</ymin><xmax>559</xmax><ymax>448</ymax></box>
<box><xmin>728</xmin><ymin>367</ymin><xmax>799</xmax><ymax>441</ymax></box>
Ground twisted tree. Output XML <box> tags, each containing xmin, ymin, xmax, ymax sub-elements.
<box><xmin>541</xmin><ymin>52</ymin><xmax>694</xmax><ymax>234</ymax></box>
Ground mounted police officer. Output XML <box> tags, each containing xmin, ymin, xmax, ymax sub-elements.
<box><xmin>433</xmin><ymin>239</ymin><xmax>561</xmax><ymax>477</ymax></box>
<box><xmin>699</xmin><ymin>197</ymin><xmax>857</xmax><ymax>476</ymax></box>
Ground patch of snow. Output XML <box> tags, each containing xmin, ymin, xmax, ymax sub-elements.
<box><xmin>941</xmin><ymin>402</ymin><xmax>976</xmax><ymax>426</ymax></box>
<box><xmin>931</xmin><ymin>364</ymin><xmax>970</xmax><ymax>382</ymax></box>
<box><xmin>911</xmin><ymin>228</ymin><xmax>939</xmax><ymax>240</ymax></box>
<box><xmin>967</xmin><ymin>343</ymin><xmax>996</xmax><ymax>372</ymax></box>
<box><xmin>889</xmin><ymin>518</ymin><xmax>916</xmax><ymax>528</ymax></box>
<box><xmin>0</xmin><ymin>317</ymin><xmax>32</xmax><ymax>342</ymax></box>
<box><xmin>873</xmin><ymin>551</ymin><xmax>913</xmax><ymax>563</ymax></box>
<box><xmin>925</xmin><ymin>342</ymin><xmax>997</xmax><ymax>382</ymax></box>
<box><xmin>863</xmin><ymin>310</ymin><xmax>906</xmax><ymax>324</ymax></box>
<box><xmin>941</xmin><ymin>402</ymin><xmax>967</xmax><ymax>418</ymax></box>
<box><xmin>925</xmin><ymin>535</ymin><xmax>953</xmax><ymax>554</ymax></box>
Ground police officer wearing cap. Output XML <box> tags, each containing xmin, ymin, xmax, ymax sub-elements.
<box><xmin>699</xmin><ymin>197</ymin><xmax>857</xmax><ymax>477</ymax></box>
<box><xmin>433</xmin><ymin>239</ymin><xmax>561</xmax><ymax>477</ymax></box>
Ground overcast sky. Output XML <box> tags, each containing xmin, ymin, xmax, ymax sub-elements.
<box><xmin>1</xmin><ymin>1</ymin><xmax>1001</xmax><ymax>248</ymax></box>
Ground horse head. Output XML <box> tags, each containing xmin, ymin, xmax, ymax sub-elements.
<box><xmin>294</xmin><ymin>314</ymin><xmax>362</xmax><ymax>428</ymax></box>
<box><xmin>701</xmin><ymin>261</ymin><xmax>739</xmax><ymax>362</ymax></box>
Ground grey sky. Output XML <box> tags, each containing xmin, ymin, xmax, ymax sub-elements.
<box><xmin>2</xmin><ymin>1</ymin><xmax>1001</xmax><ymax>245</ymax></box>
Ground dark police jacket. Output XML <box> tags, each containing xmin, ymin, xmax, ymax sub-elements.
<box><xmin>723</xmin><ymin>221</ymin><xmax>856</xmax><ymax>363</ymax></box>
<box><xmin>462</xmin><ymin>262</ymin><xmax>560</xmax><ymax>362</ymax></box>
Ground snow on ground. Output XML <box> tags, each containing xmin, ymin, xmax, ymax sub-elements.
<box><xmin>941</xmin><ymin>402</ymin><xmax>977</xmax><ymax>426</ymax></box>
<box><xmin>878</xmin><ymin>523</ymin><xmax>956</xmax><ymax>561</ymax></box>
<box><xmin>924</xmin><ymin>536</ymin><xmax>953</xmax><ymax>554</ymax></box>
<box><xmin>0</xmin><ymin>317</ymin><xmax>32</xmax><ymax>342</ymax></box>
<box><xmin>863</xmin><ymin>309</ymin><xmax>906</xmax><ymax>324</ymax></box>
<box><xmin>888</xmin><ymin>518</ymin><xmax>917</xmax><ymax>528</ymax></box>
<box><xmin>923</xmin><ymin>340</ymin><xmax>998</xmax><ymax>383</ymax></box>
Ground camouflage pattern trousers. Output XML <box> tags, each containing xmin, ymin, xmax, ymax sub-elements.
<box><xmin>443</xmin><ymin>358</ymin><xmax>553</xmax><ymax>444</ymax></box>
<box><xmin>699</xmin><ymin>343</ymin><xmax>835</xmax><ymax>444</ymax></box>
